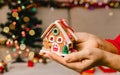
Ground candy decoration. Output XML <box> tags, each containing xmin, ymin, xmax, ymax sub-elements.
<box><xmin>68</xmin><ymin>33</ymin><xmax>72</xmax><ymax>39</ymax></box>
<box><xmin>60</xmin><ymin>19</ymin><xmax>74</xmax><ymax>32</ymax></box>
<box><xmin>62</xmin><ymin>45</ymin><xmax>69</xmax><ymax>54</ymax></box>
<box><xmin>52</xmin><ymin>28</ymin><xmax>60</xmax><ymax>36</ymax></box>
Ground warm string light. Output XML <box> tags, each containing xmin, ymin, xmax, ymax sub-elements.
<box><xmin>36</xmin><ymin>0</ymin><xmax>120</xmax><ymax>10</ymax></box>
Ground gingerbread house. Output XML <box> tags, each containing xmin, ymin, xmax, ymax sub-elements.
<box><xmin>41</xmin><ymin>19</ymin><xmax>77</xmax><ymax>56</ymax></box>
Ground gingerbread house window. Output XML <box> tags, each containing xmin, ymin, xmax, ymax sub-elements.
<box><xmin>68</xmin><ymin>43</ymin><xmax>73</xmax><ymax>49</ymax></box>
<box><xmin>56</xmin><ymin>36</ymin><xmax>63</xmax><ymax>43</ymax></box>
<box><xmin>52</xmin><ymin>28</ymin><xmax>60</xmax><ymax>36</ymax></box>
<box><xmin>49</xmin><ymin>35</ymin><xmax>54</xmax><ymax>43</ymax></box>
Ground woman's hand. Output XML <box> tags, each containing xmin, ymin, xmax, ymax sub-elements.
<box><xmin>40</xmin><ymin>48</ymin><xmax>105</xmax><ymax>72</ymax></box>
<box><xmin>74</xmin><ymin>32</ymin><xmax>118</xmax><ymax>54</ymax></box>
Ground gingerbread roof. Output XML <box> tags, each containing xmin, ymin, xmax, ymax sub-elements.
<box><xmin>41</xmin><ymin>19</ymin><xmax>77</xmax><ymax>44</ymax></box>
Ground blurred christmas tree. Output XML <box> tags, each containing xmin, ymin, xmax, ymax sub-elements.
<box><xmin>0</xmin><ymin>0</ymin><xmax>42</xmax><ymax>63</ymax></box>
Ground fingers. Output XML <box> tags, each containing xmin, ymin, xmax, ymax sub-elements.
<box><xmin>47</xmin><ymin>52</ymin><xmax>88</xmax><ymax>72</ymax></box>
<box><xmin>40</xmin><ymin>51</ymin><xmax>67</xmax><ymax>64</ymax></box>
<box><xmin>64</xmin><ymin>51</ymin><xmax>88</xmax><ymax>63</ymax></box>
<box><xmin>64</xmin><ymin>52</ymin><xmax>80</xmax><ymax>62</ymax></box>
<box><xmin>48</xmin><ymin>52</ymin><xmax>67</xmax><ymax>65</ymax></box>
<box><xmin>39</xmin><ymin>50</ymin><xmax>93</xmax><ymax>72</ymax></box>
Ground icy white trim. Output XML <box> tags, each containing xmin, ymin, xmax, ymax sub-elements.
<box><xmin>55</xmin><ymin>20</ymin><xmax>72</xmax><ymax>45</ymax></box>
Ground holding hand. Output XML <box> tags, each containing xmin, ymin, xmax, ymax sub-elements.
<box><xmin>40</xmin><ymin>48</ymin><xmax>105</xmax><ymax>72</ymax></box>
<box><xmin>74</xmin><ymin>32</ymin><xmax>118</xmax><ymax>54</ymax></box>
<box><xmin>40</xmin><ymin>32</ymin><xmax>120</xmax><ymax>72</ymax></box>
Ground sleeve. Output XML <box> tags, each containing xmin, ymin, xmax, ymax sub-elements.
<box><xmin>105</xmin><ymin>34</ymin><xmax>120</xmax><ymax>54</ymax></box>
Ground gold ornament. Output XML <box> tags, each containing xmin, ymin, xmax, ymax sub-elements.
<box><xmin>29</xmin><ymin>30</ymin><xmax>35</xmax><ymax>36</ymax></box>
<box><xmin>5</xmin><ymin>54</ymin><xmax>12</xmax><ymax>61</ymax></box>
<box><xmin>3</xmin><ymin>27</ymin><xmax>9</xmax><ymax>33</ymax></box>
<box><xmin>110</xmin><ymin>2</ymin><xmax>114</xmax><ymax>7</ymax></box>
<box><xmin>114</xmin><ymin>2</ymin><xmax>119</xmax><ymax>8</ymax></box>
<box><xmin>9</xmin><ymin>24</ymin><xmax>15</xmax><ymax>30</ymax></box>
<box><xmin>12</xmin><ymin>12</ymin><xmax>18</xmax><ymax>18</ymax></box>
<box><xmin>23</xmin><ymin>16</ymin><xmax>30</xmax><ymax>22</ymax></box>
<box><xmin>20</xmin><ymin>44</ymin><xmax>26</xmax><ymax>50</ymax></box>
<box><xmin>0</xmin><ymin>37</ymin><xmax>7</xmax><ymax>45</ymax></box>
<box><xmin>28</xmin><ymin>52</ymin><xmax>35</xmax><ymax>60</ymax></box>
<box><xmin>33</xmin><ymin>58</ymin><xmax>39</xmax><ymax>63</ymax></box>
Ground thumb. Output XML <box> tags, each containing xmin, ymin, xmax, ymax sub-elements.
<box><xmin>64</xmin><ymin>51</ymin><xmax>86</xmax><ymax>63</ymax></box>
